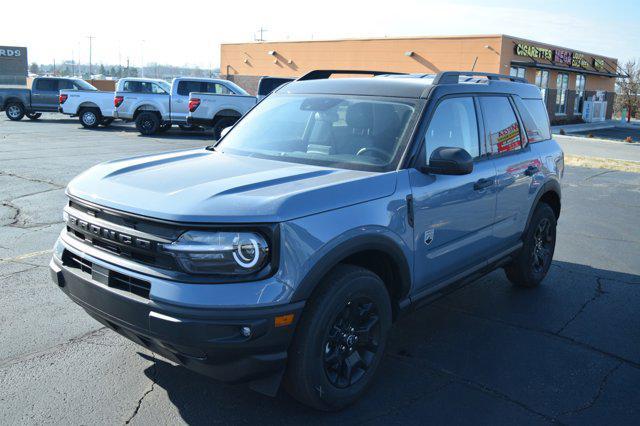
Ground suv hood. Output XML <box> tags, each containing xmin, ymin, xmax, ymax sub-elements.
<box><xmin>67</xmin><ymin>149</ymin><xmax>398</xmax><ymax>223</ymax></box>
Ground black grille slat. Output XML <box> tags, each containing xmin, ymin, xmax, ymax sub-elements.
<box><xmin>62</xmin><ymin>249</ymin><xmax>151</xmax><ymax>299</ymax></box>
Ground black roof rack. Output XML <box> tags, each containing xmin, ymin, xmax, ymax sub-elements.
<box><xmin>432</xmin><ymin>71</ymin><xmax>527</xmax><ymax>85</ymax></box>
<box><xmin>297</xmin><ymin>70</ymin><xmax>406</xmax><ymax>81</ymax></box>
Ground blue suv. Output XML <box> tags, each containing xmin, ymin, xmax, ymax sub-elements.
<box><xmin>50</xmin><ymin>70</ymin><xmax>563</xmax><ymax>410</ymax></box>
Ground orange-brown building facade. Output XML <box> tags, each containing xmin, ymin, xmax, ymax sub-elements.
<box><xmin>221</xmin><ymin>34</ymin><xmax>618</xmax><ymax>124</ymax></box>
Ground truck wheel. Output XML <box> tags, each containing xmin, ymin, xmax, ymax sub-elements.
<box><xmin>158</xmin><ymin>122</ymin><xmax>172</xmax><ymax>132</ymax></box>
<box><xmin>285</xmin><ymin>264</ymin><xmax>391</xmax><ymax>411</ymax></box>
<box><xmin>100</xmin><ymin>118</ymin><xmax>114</xmax><ymax>127</ymax></box>
<box><xmin>79</xmin><ymin>108</ymin><xmax>100</xmax><ymax>128</ymax></box>
<box><xmin>136</xmin><ymin>112</ymin><xmax>160</xmax><ymax>135</ymax></box>
<box><xmin>213</xmin><ymin>117</ymin><xmax>238</xmax><ymax>140</ymax></box>
<box><xmin>26</xmin><ymin>112</ymin><xmax>42</xmax><ymax>120</ymax></box>
<box><xmin>505</xmin><ymin>203</ymin><xmax>557</xmax><ymax>288</ymax></box>
<box><xmin>5</xmin><ymin>103</ymin><xmax>25</xmax><ymax>121</ymax></box>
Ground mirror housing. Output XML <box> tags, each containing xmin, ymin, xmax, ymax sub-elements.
<box><xmin>422</xmin><ymin>147</ymin><xmax>473</xmax><ymax>175</ymax></box>
<box><xmin>220</xmin><ymin>127</ymin><xmax>232</xmax><ymax>139</ymax></box>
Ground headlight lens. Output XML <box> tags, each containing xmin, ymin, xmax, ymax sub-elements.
<box><xmin>163</xmin><ymin>231</ymin><xmax>269</xmax><ymax>275</ymax></box>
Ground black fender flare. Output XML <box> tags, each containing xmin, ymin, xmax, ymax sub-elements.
<box><xmin>290</xmin><ymin>233</ymin><xmax>412</xmax><ymax>304</ymax></box>
<box><xmin>524</xmin><ymin>178</ymin><xmax>561</xmax><ymax>234</ymax></box>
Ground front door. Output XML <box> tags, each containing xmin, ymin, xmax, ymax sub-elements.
<box><xmin>410</xmin><ymin>96</ymin><xmax>497</xmax><ymax>294</ymax></box>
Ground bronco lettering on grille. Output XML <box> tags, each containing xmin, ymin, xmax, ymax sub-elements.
<box><xmin>67</xmin><ymin>215</ymin><xmax>152</xmax><ymax>250</ymax></box>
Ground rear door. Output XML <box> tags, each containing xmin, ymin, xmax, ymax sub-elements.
<box><xmin>409</xmin><ymin>95</ymin><xmax>497</xmax><ymax>294</ymax></box>
<box><xmin>31</xmin><ymin>79</ymin><xmax>60</xmax><ymax>111</ymax></box>
<box><xmin>479</xmin><ymin>96</ymin><xmax>538</xmax><ymax>251</ymax></box>
<box><xmin>171</xmin><ymin>80</ymin><xmax>204</xmax><ymax>122</ymax></box>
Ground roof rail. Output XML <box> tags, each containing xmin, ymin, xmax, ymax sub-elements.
<box><xmin>432</xmin><ymin>71</ymin><xmax>528</xmax><ymax>85</ymax></box>
<box><xmin>297</xmin><ymin>70</ymin><xmax>406</xmax><ymax>81</ymax></box>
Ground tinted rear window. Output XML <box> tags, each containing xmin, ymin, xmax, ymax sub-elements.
<box><xmin>35</xmin><ymin>79</ymin><xmax>58</xmax><ymax>91</ymax></box>
<box><xmin>518</xmin><ymin>98</ymin><xmax>551</xmax><ymax>142</ymax></box>
<box><xmin>177</xmin><ymin>80</ymin><xmax>204</xmax><ymax>96</ymax></box>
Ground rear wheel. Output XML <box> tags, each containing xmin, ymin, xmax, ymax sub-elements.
<box><xmin>135</xmin><ymin>111</ymin><xmax>160</xmax><ymax>135</ymax></box>
<box><xmin>285</xmin><ymin>264</ymin><xmax>391</xmax><ymax>411</ymax></box>
<box><xmin>26</xmin><ymin>112</ymin><xmax>42</xmax><ymax>120</ymax></box>
<box><xmin>213</xmin><ymin>116</ymin><xmax>238</xmax><ymax>139</ymax></box>
<box><xmin>5</xmin><ymin>103</ymin><xmax>25</xmax><ymax>121</ymax></box>
<box><xmin>79</xmin><ymin>108</ymin><xmax>100</xmax><ymax>128</ymax></box>
<box><xmin>505</xmin><ymin>203</ymin><xmax>556</xmax><ymax>287</ymax></box>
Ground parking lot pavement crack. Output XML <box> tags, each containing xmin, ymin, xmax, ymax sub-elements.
<box><xmin>559</xmin><ymin>361</ymin><xmax>622</xmax><ymax>417</ymax></box>
<box><xmin>389</xmin><ymin>353</ymin><xmax>562</xmax><ymax>424</ymax></box>
<box><xmin>0</xmin><ymin>264</ymin><xmax>40</xmax><ymax>279</ymax></box>
<box><xmin>0</xmin><ymin>327</ymin><xmax>108</xmax><ymax>369</ymax></box>
<box><xmin>125</xmin><ymin>352</ymin><xmax>157</xmax><ymax>425</ymax></box>
<box><xmin>550</xmin><ymin>263</ymin><xmax>640</xmax><ymax>285</ymax></box>
<box><xmin>0</xmin><ymin>171</ymin><xmax>64</xmax><ymax>189</ymax></box>
<box><xmin>556</xmin><ymin>277</ymin><xmax>605</xmax><ymax>334</ymax></box>
<box><xmin>584</xmin><ymin>170</ymin><xmax>616</xmax><ymax>181</ymax></box>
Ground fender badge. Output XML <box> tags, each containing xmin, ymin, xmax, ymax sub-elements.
<box><xmin>424</xmin><ymin>229</ymin><xmax>434</xmax><ymax>246</ymax></box>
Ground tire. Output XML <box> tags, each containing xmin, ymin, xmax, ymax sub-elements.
<box><xmin>100</xmin><ymin>118</ymin><xmax>114</xmax><ymax>127</ymax></box>
<box><xmin>505</xmin><ymin>203</ymin><xmax>557</xmax><ymax>288</ymax></box>
<box><xmin>26</xmin><ymin>112</ymin><xmax>42</xmax><ymax>120</ymax></box>
<box><xmin>213</xmin><ymin>116</ymin><xmax>238</xmax><ymax>140</ymax></box>
<box><xmin>158</xmin><ymin>122</ymin><xmax>172</xmax><ymax>132</ymax></box>
<box><xmin>79</xmin><ymin>108</ymin><xmax>100</xmax><ymax>128</ymax></box>
<box><xmin>135</xmin><ymin>111</ymin><xmax>160</xmax><ymax>135</ymax></box>
<box><xmin>285</xmin><ymin>264</ymin><xmax>391</xmax><ymax>411</ymax></box>
<box><xmin>5</xmin><ymin>103</ymin><xmax>25</xmax><ymax>121</ymax></box>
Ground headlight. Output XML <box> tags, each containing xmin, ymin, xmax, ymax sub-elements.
<box><xmin>162</xmin><ymin>231</ymin><xmax>269</xmax><ymax>275</ymax></box>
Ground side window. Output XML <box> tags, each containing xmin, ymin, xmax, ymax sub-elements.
<box><xmin>479</xmin><ymin>97</ymin><xmax>523</xmax><ymax>155</ymax></box>
<box><xmin>177</xmin><ymin>81</ymin><xmax>204</xmax><ymax>96</ymax></box>
<box><xmin>206</xmin><ymin>83</ymin><xmax>233</xmax><ymax>95</ymax></box>
<box><xmin>123</xmin><ymin>81</ymin><xmax>142</xmax><ymax>92</ymax></box>
<box><xmin>513</xmin><ymin>97</ymin><xmax>551</xmax><ymax>142</ymax></box>
<box><xmin>35</xmin><ymin>79</ymin><xmax>57</xmax><ymax>91</ymax></box>
<box><xmin>150</xmin><ymin>83</ymin><xmax>167</xmax><ymax>94</ymax></box>
<box><xmin>58</xmin><ymin>80</ymin><xmax>74</xmax><ymax>90</ymax></box>
<box><xmin>424</xmin><ymin>97</ymin><xmax>479</xmax><ymax>162</ymax></box>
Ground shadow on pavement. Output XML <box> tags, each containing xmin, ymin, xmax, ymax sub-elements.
<box><xmin>136</xmin><ymin>260</ymin><xmax>640</xmax><ymax>423</ymax></box>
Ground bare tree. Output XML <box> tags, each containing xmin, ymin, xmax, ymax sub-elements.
<box><xmin>616</xmin><ymin>60</ymin><xmax>640</xmax><ymax>122</ymax></box>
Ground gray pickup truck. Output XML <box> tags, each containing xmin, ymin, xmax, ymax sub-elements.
<box><xmin>1</xmin><ymin>76</ymin><xmax>97</xmax><ymax>121</ymax></box>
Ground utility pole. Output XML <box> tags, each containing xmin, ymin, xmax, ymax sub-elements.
<box><xmin>87</xmin><ymin>35</ymin><xmax>95</xmax><ymax>76</ymax></box>
<box><xmin>255</xmin><ymin>27</ymin><xmax>267</xmax><ymax>42</ymax></box>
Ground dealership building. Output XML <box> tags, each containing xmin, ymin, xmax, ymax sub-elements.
<box><xmin>221</xmin><ymin>35</ymin><xmax>619</xmax><ymax>124</ymax></box>
<box><xmin>0</xmin><ymin>46</ymin><xmax>28</xmax><ymax>85</ymax></box>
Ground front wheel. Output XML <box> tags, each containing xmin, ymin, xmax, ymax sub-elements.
<box><xmin>285</xmin><ymin>264</ymin><xmax>391</xmax><ymax>411</ymax></box>
<box><xmin>135</xmin><ymin>111</ymin><xmax>160</xmax><ymax>135</ymax></box>
<box><xmin>26</xmin><ymin>112</ymin><xmax>42</xmax><ymax>120</ymax></box>
<box><xmin>5</xmin><ymin>103</ymin><xmax>25</xmax><ymax>121</ymax></box>
<box><xmin>79</xmin><ymin>108</ymin><xmax>100</xmax><ymax>128</ymax></box>
<box><xmin>505</xmin><ymin>203</ymin><xmax>557</xmax><ymax>287</ymax></box>
<box><xmin>213</xmin><ymin>116</ymin><xmax>238</xmax><ymax>140</ymax></box>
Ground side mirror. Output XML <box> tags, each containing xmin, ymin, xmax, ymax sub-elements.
<box><xmin>220</xmin><ymin>127</ymin><xmax>232</xmax><ymax>139</ymax></box>
<box><xmin>422</xmin><ymin>147</ymin><xmax>473</xmax><ymax>175</ymax></box>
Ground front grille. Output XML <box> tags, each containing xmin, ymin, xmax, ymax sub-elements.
<box><xmin>62</xmin><ymin>250</ymin><xmax>151</xmax><ymax>299</ymax></box>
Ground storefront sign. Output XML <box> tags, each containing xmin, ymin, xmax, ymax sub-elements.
<box><xmin>572</xmin><ymin>53</ymin><xmax>589</xmax><ymax>68</ymax></box>
<box><xmin>593</xmin><ymin>58</ymin><xmax>605</xmax><ymax>70</ymax></box>
<box><xmin>514</xmin><ymin>43</ymin><xmax>552</xmax><ymax>61</ymax></box>
<box><xmin>554</xmin><ymin>49</ymin><xmax>573</xmax><ymax>66</ymax></box>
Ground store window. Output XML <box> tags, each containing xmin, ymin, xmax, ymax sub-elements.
<box><xmin>534</xmin><ymin>70</ymin><xmax>549</xmax><ymax>101</ymax></box>
<box><xmin>555</xmin><ymin>73</ymin><xmax>569</xmax><ymax>114</ymax></box>
<box><xmin>510</xmin><ymin>66</ymin><xmax>526</xmax><ymax>79</ymax></box>
<box><xmin>574</xmin><ymin>74</ymin><xmax>586</xmax><ymax>115</ymax></box>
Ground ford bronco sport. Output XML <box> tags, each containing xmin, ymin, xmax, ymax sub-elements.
<box><xmin>50</xmin><ymin>70</ymin><xmax>563</xmax><ymax>410</ymax></box>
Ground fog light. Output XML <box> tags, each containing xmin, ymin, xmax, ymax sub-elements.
<box><xmin>240</xmin><ymin>326</ymin><xmax>252</xmax><ymax>337</ymax></box>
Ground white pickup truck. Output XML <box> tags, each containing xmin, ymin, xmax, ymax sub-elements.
<box><xmin>113</xmin><ymin>77</ymin><xmax>252</xmax><ymax>136</ymax></box>
<box><xmin>58</xmin><ymin>77</ymin><xmax>168</xmax><ymax>128</ymax></box>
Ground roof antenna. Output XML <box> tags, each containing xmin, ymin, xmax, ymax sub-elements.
<box><xmin>471</xmin><ymin>56</ymin><xmax>478</xmax><ymax>71</ymax></box>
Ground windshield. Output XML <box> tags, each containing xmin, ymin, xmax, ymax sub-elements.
<box><xmin>218</xmin><ymin>94</ymin><xmax>419</xmax><ymax>171</ymax></box>
<box><xmin>74</xmin><ymin>80</ymin><xmax>98</xmax><ymax>91</ymax></box>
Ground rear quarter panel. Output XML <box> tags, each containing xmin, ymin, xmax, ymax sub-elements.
<box><xmin>188</xmin><ymin>92</ymin><xmax>256</xmax><ymax>121</ymax></box>
<box><xmin>114</xmin><ymin>92</ymin><xmax>170</xmax><ymax>121</ymax></box>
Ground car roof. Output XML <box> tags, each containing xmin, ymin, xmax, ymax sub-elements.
<box><xmin>278</xmin><ymin>73</ymin><xmax>543</xmax><ymax>100</ymax></box>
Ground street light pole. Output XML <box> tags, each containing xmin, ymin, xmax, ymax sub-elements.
<box><xmin>87</xmin><ymin>35</ymin><xmax>95</xmax><ymax>76</ymax></box>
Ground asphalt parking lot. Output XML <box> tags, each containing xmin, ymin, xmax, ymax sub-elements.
<box><xmin>1</xmin><ymin>114</ymin><xmax>639</xmax><ymax>425</ymax></box>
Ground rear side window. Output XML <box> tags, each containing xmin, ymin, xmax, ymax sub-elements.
<box><xmin>177</xmin><ymin>80</ymin><xmax>204</xmax><ymax>96</ymax></box>
<box><xmin>424</xmin><ymin>97</ymin><xmax>479</xmax><ymax>161</ymax></box>
<box><xmin>479</xmin><ymin>97</ymin><xmax>523</xmax><ymax>155</ymax></box>
<box><xmin>123</xmin><ymin>81</ymin><xmax>167</xmax><ymax>94</ymax></box>
<box><xmin>35</xmin><ymin>79</ymin><xmax>58</xmax><ymax>91</ymax></box>
<box><xmin>516</xmin><ymin>98</ymin><xmax>551</xmax><ymax>142</ymax></box>
<box><xmin>58</xmin><ymin>80</ymin><xmax>74</xmax><ymax>90</ymax></box>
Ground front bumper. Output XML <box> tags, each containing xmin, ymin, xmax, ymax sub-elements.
<box><xmin>50</xmin><ymin>239</ymin><xmax>304</xmax><ymax>386</ymax></box>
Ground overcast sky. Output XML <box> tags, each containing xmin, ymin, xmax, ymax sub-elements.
<box><xmin>3</xmin><ymin>0</ymin><xmax>638</xmax><ymax>69</ymax></box>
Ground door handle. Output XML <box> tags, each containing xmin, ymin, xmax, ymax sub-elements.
<box><xmin>473</xmin><ymin>178</ymin><xmax>494</xmax><ymax>191</ymax></box>
<box><xmin>524</xmin><ymin>165</ymin><xmax>539</xmax><ymax>176</ymax></box>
